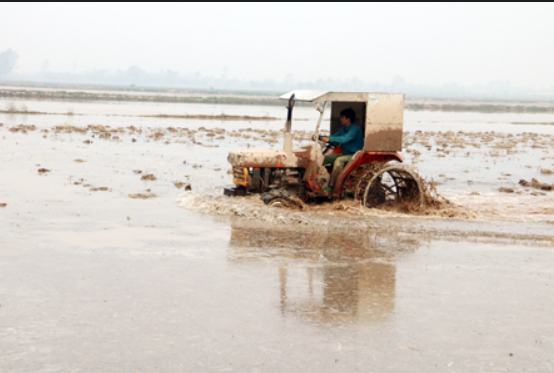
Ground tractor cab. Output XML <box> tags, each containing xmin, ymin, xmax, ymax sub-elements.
<box><xmin>279</xmin><ymin>90</ymin><xmax>405</xmax><ymax>153</ymax></box>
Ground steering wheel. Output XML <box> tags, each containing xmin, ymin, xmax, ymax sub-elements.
<box><xmin>317</xmin><ymin>139</ymin><xmax>330</xmax><ymax>150</ymax></box>
<box><xmin>312</xmin><ymin>135</ymin><xmax>338</xmax><ymax>152</ymax></box>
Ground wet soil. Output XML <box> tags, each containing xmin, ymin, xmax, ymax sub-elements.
<box><xmin>519</xmin><ymin>178</ymin><xmax>554</xmax><ymax>191</ymax></box>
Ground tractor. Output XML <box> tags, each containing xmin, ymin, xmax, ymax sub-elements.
<box><xmin>224</xmin><ymin>90</ymin><xmax>424</xmax><ymax>210</ymax></box>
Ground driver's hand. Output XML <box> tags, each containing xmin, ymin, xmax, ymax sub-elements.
<box><xmin>320</xmin><ymin>136</ymin><xmax>330</xmax><ymax>143</ymax></box>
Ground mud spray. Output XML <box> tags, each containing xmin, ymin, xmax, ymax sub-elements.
<box><xmin>178</xmin><ymin>169</ymin><xmax>478</xmax><ymax>228</ymax></box>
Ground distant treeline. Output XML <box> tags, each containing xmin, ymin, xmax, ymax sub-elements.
<box><xmin>2</xmin><ymin>88</ymin><xmax>554</xmax><ymax>113</ymax></box>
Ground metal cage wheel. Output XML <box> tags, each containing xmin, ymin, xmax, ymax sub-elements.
<box><xmin>362</xmin><ymin>166</ymin><xmax>424</xmax><ymax>211</ymax></box>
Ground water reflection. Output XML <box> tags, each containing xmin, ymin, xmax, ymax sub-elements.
<box><xmin>228</xmin><ymin>225</ymin><xmax>422</xmax><ymax>323</ymax></box>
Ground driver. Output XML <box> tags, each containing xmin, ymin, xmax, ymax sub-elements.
<box><xmin>320</xmin><ymin>108</ymin><xmax>364</xmax><ymax>193</ymax></box>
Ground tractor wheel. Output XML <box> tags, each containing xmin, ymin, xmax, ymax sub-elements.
<box><xmin>343</xmin><ymin>164</ymin><xmax>372</xmax><ymax>198</ymax></box>
<box><xmin>362</xmin><ymin>166</ymin><xmax>424</xmax><ymax>211</ymax></box>
<box><xmin>354</xmin><ymin>166</ymin><xmax>377</xmax><ymax>200</ymax></box>
<box><xmin>261</xmin><ymin>189</ymin><xmax>304</xmax><ymax>209</ymax></box>
<box><xmin>266</xmin><ymin>198</ymin><xmax>289</xmax><ymax>208</ymax></box>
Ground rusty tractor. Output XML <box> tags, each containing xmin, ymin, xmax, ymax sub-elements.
<box><xmin>224</xmin><ymin>90</ymin><xmax>423</xmax><ymax>210</ymax></box>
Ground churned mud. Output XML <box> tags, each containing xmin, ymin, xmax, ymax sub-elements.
<box><xmin>2</xmin><ymin>117</ymin><xmax>554</xmax><ymax>224</ymax></box>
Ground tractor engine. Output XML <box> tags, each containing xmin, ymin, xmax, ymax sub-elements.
<box><xmin>226</xmin><ymin>165</ymin><xmax>306</xmax><ymax>197</ymax></box>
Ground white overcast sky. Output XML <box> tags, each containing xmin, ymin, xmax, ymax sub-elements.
<box><xmin>2</xmin><ymin>3</ymin><xmax>554</xmax><ymax>88</ymax></box>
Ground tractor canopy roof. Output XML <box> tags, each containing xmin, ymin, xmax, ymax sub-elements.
<box><xmin>279</xmin><ymin>90</ymin><xmax>399</xmax><ymax>103</ymax></box>
<box><xmin>280</xmin><ymin>90</ymin><xmax>405</xmax><ymax>152</ymax></box>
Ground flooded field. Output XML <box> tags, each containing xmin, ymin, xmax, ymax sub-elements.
<box><xmin>1</xmin><ymin>97</ymin><xmax>554</xmax><ymax>372</ymax></box>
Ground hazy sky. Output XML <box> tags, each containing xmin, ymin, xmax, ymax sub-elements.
<box><xmin>2</xmin><ymin>3</ymin><xmax>554</xmax><ymax>88</ymax></box>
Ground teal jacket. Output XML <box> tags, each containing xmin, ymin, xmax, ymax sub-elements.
<box><xmin>329</xmin><ymin>124</ymin><xmax>364</xmax><ymax>155</ymax></box>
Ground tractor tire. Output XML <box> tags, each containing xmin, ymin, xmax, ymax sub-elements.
<box><xmin>261</xmin><ymin>190</ymin><xmax>304</xmax><ymax>209</ymax></box>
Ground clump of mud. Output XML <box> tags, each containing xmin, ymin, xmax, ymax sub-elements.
<box><xmin>90</xmin><ymin>187</ymin><xmax>109</xmax><ymax>192</ymax></box>
<box><xmin>38</xmin><ymin>168</ymin><xmax>50</xmax><ymax>173</ymax></box>
<box><xmin>0</xmin><ymin>203</ymin><xmax>6</xmax><ymax>208</ymax></box>
<box><xmin>129</xmin><ymin>193</ymin><xmax>156</xmax><ymax>199</ymax></box>
<box><xmin>519</xmin><ymin>178</ymin><xmax>553</xmax><ymax>191</ymax></box>
<box><xmin>9</xmin><ymin>124</ymin><xmax>37</xmax><ymax>133</ymax></box>
<box><xmin>499</xmin><ymin>187</ymin><xmax>515</xmax><ymax>193</ymax></box>
<box><xmin>173</xmin><ymin>182</ymin><xmax>192</xmax><ymax>190</ymax></box>
<box><xmin>141</xmin><ymin>174</ymin><xmax>157</xmax><ymax>181</ymax></box>
<box><xmin>54</xmin><ymin>125</ymin><xmax>87</xmax><ymax>134</ymax></box>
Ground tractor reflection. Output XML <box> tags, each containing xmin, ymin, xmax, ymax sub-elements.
<box><xmin>228</xmin><ymin>225</ymin><xmax>421</xmax><ymax>323</ymax></box>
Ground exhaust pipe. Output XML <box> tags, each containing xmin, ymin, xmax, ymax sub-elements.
<box><xmin>284</xmin><ymin>94</ymin><xmax>295</xmax><ymax>154</ymax></box>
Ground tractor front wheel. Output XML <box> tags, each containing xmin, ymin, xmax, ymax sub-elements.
<box><xmin>261</xmin><ymin>189</ymin><xmax>304</xmax><ymax>209</ymax></box>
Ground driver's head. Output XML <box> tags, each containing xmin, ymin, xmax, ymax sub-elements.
<box><xmin>340</xmin><ymin>108</ymin><xmax>355</xmax><ymax>125</ymax></box>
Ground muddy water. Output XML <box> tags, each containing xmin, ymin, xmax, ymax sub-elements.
<box><xmin>3</xmin><ymin>96</ymin><xmax>554</xmax><ymax>125</ymax></box>
<box><xmin>0</xmin><ymin>97</ymin><xmax>315</xmax><ymax>119</ymax></box>
<box><xmin>1</xmin><ymin>99</ymin><xmax>554</xmax><ymax>371</ymax></box>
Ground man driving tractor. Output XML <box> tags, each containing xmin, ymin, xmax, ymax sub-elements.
<box><xmin>320</xmin><ymin>108</ymin><xmax>364</xmax><ymax>193</ymax></box>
